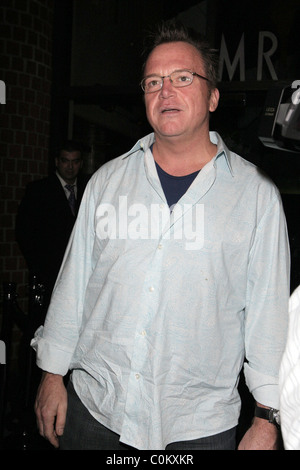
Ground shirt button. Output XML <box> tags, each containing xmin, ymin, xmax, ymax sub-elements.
<box><xmin>158</xmin><ymin>244</ymin><xmax>163</xmax><ymax>250</ymax></box>
<box><xmin>135</xmin><ymin>373</ymin><xmax>140</xmax><ymax>380</ymax></box>
<box><xmin>141</xmin><ymin>330</ymin><xmax>146</xmax><ymax>336</ymax></box>
<box><xmin>149</xmin><ymin>286</ymin><xmax>154</xmax><ymax>292</ymax></box>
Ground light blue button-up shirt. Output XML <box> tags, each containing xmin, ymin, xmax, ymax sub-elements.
<box><xmin>32</xmin><ymin>132</ymin><xmax>290</xmax><ymax>450</ymax></box>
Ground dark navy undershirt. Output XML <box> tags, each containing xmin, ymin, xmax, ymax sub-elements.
<box><xmin>155</xmin><ymin>162</ymin><xmax>200</xmax><ymax>208</ymax></box>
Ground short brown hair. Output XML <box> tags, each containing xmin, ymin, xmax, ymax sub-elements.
<box><xmin>142</xmin><ymin>20</ymin><xmax>219</xmax><ymax>89</ymax></box>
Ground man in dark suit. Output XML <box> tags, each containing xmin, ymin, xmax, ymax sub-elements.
<box><xmin>13</xmin><ymin>142</ymin><xmax>89</xmax><ymax>436</ymax></box>
<box><xmin>16</xmin><ymin>141</ymin><xmax>89</xmax><ymax>309</ymax></box>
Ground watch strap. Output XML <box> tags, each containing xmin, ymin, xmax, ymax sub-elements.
<box><xmin>255</xmin><ymin>406</ymin><xmax>270</xmax><ymax>420</ymax></box>
<box><xmin>254</xmin><ymin>405</ymin><xmax>280</xmax><ymax>428</ymax></box>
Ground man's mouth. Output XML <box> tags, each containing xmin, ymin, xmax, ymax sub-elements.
<box><xmin>161</xmin><ymin>108</ymin><xmax>180</xmax><ymax>113</ymax></box>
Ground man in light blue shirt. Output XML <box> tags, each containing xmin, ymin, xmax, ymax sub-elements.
<box><xmin>32</xmin><ymin>21</ymin><xmax>290</xmax><ymax>450</ymax></box>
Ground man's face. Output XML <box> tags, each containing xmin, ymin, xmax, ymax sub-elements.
<box><xmin>143</xmin><ymin>41</ymin><xmax>219</xmax><ymax>142</ymax></box>
<box><xmin>55</xmin><ymin>150</ymin><xmax>83</xmax><ymax>184</ymax></box>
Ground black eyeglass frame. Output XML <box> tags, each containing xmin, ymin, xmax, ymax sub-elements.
<box><xmin>140</xmin><ymin>69</ymin><xmax>210</xmax><ymax>93</ymax></box>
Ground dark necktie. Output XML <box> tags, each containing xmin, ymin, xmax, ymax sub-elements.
<box><xmin>65</xmin><ymin>184</ymin><xmax>76</xmax><ymax>215</ymax></box>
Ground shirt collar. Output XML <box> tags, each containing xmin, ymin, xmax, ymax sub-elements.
<box><xmin>122</xmin><ymin>133</ymin><xmax>154</xmax><ymax>159</ymax></box>
<box><xmin>209</xmin><ymin>131</ymin><xmax>234</xmax><ymax>177</ymax></box>
<box><xmin>56</xmin><ymin>171</ymin><xmax>78</xmax><ymax>187</ymax></box>
<box><xmin>122</xmin><ymin>131</ymin><xmax>234</xmax><ymax>177</ymax></box>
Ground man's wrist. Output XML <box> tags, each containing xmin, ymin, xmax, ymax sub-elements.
<box><xmin>41</xmin><ymin>370</ymin><xmax>64</xmax><ymax>381</ymax></box>
<box><xmin>254</xmin><ymin>404</ymin><xmax>280</xmax><ymax>429</ymax></box>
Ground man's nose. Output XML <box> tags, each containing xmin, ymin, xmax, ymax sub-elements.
<box><xmin>160</xmin><ymin>77</ymin><xmax>175</xmax><ymax>97</ymax></box>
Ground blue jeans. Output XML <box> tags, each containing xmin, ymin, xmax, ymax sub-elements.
<box><xmin>59</xmin><ymin>381</ymin><xmax>236</xmax><ymax>450</ymax></box>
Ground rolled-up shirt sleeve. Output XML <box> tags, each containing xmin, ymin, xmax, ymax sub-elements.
<box><xmin>244</xmin><ymin>192</ymin><xmax>290</xmax><ymax>409</ymax></box>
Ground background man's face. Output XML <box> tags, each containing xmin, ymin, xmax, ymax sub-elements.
<box><xmin>55</xmin><ymin>150</ymin><xmax>82</xmax><ymax>184</ymax></box>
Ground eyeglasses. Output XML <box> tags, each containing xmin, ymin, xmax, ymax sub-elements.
<box><xmin>141</xmin><ymin>69</ymin><xmax>209</xmax><ymax>94</ymax></box>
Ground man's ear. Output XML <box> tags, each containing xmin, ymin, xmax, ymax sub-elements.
<box><xmin>209</xmin><ymin>87</ymin><xmax>220</xmax><ymax>113</ymax></box>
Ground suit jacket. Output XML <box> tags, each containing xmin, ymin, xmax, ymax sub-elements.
<box><xmin>16</xmin><ymin>173</ymin><xmax>89</xmax><ymax>300</ymax></box>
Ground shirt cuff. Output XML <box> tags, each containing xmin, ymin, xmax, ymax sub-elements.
<box><xmin>244</xmin><ymin>362</ymin><xmax>280</xmax><ymax>409</ymax></box>
<box><xmin>30</xmin><ymin>326</ymin><xmax>72</xmax><ymax>376</ymax></box>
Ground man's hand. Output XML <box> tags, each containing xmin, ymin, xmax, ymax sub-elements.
<box><xmin>238</xmin><ymin>416</ymin><xmax>279</xmax><ymax>450</ymax></box>
<box><xmin>34</xmin><ymin>371</ymin><xmax>68</xmax><ymax>448</ymax></box>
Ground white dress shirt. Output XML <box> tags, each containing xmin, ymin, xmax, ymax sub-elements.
<box><xmin>32</xmin><ymin>132</ymin><xmax>290</xmax><ymax>449</ymax></box>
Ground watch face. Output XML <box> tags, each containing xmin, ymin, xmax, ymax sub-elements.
<box><xmin>271</xmin><ymin>409</ymin><xmax>280</xmax><ymax>425</ymax></box>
